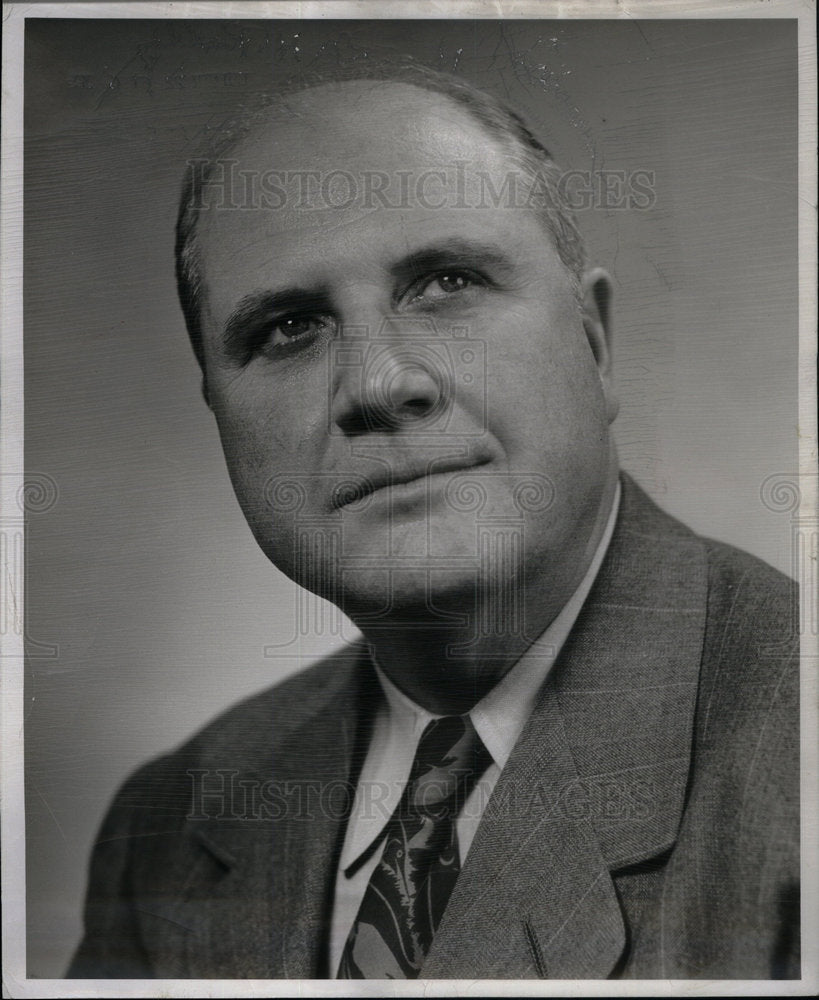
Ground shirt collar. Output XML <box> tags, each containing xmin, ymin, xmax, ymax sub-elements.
<box><xmin>340</xmin><ymin>481</ymin><xmax>621</xmax><ymax>872</ymax></box>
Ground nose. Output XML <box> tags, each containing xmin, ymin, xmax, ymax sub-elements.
<box><xmin>331</xmin><ymin>328</ymin><xmax>447</xmax><ymax>436</ymax></box>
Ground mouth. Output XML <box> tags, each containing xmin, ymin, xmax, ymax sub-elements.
<box><xmin>331</xmin><ymin>456</ymin><xmax>492</xmax><ymax>510</ymax></box>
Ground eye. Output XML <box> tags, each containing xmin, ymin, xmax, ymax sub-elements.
<box><xmin>412</xmin><ymin>270</ymin><xmax>483</xmax><ymax>304</ymax></box>
<box><xmin>261</xmin><ymin>314</ymin><xmax>335</xmax><ymax>353</ymax></box>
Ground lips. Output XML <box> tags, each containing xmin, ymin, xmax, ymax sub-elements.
<box><xmin>331</xmin><ymin>456</ymin><xmax>491</xmax><ymax>509</ymax></box>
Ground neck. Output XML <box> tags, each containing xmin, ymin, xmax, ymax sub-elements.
<box><xmin>353</xmin><ymin>468</ymin><xmax>619</xmax><ymax>715</ymax></box>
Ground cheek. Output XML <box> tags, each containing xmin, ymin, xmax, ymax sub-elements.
<box><xmin>483</xmin><ymin>309</ymin><xmax>602</xmax><ymax>439</ymax></box>
<box><xmin>212</xmin><ymin>374</ymin><xmax>323</xmax><ymax>462</ymax></box>
<box><xmin>210</xmin><ymin>403</ymin><xmax>301</xmax><ymax>572</ymax></box>
<box><xmin>209</xmin><ymin>394</ymin><xmax>283</xmax><ymax>521</ymax></box>
<box><xmin>210</xmin><ymin>375</ymin><xmax>334</xmax><ymax>555</ymax></box>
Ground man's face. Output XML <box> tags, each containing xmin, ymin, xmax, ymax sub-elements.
<box><xmin>196</xmin><ymin>82</ymin><xmax>618</xmax><ymax>620</ymax></box>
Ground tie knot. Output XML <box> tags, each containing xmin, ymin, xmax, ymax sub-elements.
<box><xmin>408</xmin><ymin>716</ymin><xmax>490</xmax><ymax>816</ymax></box>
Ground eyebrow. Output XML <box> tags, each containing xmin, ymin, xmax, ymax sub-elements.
<box><xmin>388</xmin><ymin>238</ymin><xmax>515</xmax><ymax>289</ymax></box>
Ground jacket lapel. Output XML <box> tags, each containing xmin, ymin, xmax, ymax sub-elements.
<box><xmin>270</xmin><ymin>661</ymin><xmax>377</xmax><ymax>977</ymax></box>
<box><xmin>165</xmin><ymin>646</ymin><xmax>377</xmax><ymax>978</ymax></box>
<box><xmin>422</xmin><ymin>476</ymin><xmax>708</xmax><ymax>978</ymax></box>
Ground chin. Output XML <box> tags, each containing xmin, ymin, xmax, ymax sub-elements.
<box><xmin>331</xmin><ymin>566</ymin><xmax>480</xmax><ymax>626</ymax></box>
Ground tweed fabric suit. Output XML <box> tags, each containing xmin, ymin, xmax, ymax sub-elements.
<box><xmin>68</xmin><ymin>476</ymin><xmax>800</xmax><ymax>980</ymax></box>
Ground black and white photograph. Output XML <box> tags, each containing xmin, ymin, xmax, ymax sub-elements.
<box><xmin>2</xmin><ymin>2</ymin><xmax>816</xmax><ymax>995</ymax></box>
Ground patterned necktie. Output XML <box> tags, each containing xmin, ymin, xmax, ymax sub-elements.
<box><xmin>338</xmin><ymin>715</ymin><xmax>492</xmax><ymax>979</ymax></box>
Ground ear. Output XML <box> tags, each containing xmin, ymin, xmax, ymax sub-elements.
<box><xmin>581</xmin><ymin>267</ymin><xmax>619</xmax><ymax>424</ymax></box>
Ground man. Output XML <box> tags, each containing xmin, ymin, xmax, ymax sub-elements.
<box><xmin>68</xmin><ymin>63</ymin><xmax>799</xmax><ymax>980</ymax></box>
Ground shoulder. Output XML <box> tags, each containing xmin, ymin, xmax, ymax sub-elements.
<box><xmin>189</xmin><ymin>638</ymin><xmax>366</xmax><ymax>756</ymax></box>
<box><xmin>685</xmin><ymin>537</ymin><xmax>799</xmax><ymax>850</ymax></box>
<box><xmin>700</xmin><ymin>534</ymin><xmax>796</xmax><ymax>644</ymax></box>
<box><xmin>105</xmin><ymin>640</ymin><xmax>367</xmax><ymax>826</ymax></box>
<box><xmin>617</xmin><ymin>476</ymin><xmax>798</xmax><ymax>761</ymax></box>
<box><xmin>620</xmin><ymin>475</ymin><xmax>796</xmax><ymax>649</ymax></box>
<box><xmin>695</xmin><ymin>535</ymin><xmax>798</xmax><ymax>730</ymax></box>
<box><xmin>697</xmin><ymin>537</ymin><xmax>798</xmax><ymax>729</ymax></box>
<box><xmin>626</xmin><ymin>489</ymin><xmax>800</xmax><ymax>864</ymax></box>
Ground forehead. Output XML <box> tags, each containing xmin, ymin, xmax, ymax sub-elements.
<box><xmin>194</xmin><ymin>81</ymin><xmax>562</xmax><ymax>317</ymax></box>
<box><xmin>234</xmin><ymin>80</ymin><xmax>510</xmax><ymax>176</ymax></box>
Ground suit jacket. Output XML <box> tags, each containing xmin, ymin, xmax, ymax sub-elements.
<box><xmin>68</xmin><ymin>476</ymin><xmax>800</xmax><ymax>979</ymax></box>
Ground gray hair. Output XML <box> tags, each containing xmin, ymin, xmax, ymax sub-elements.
<box><xmin>175</xmin><ymin>58</ymin><xmax>586</xmax><ymax>373</ymax></box>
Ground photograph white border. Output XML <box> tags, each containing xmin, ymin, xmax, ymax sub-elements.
<box><xmin>2</xmin><ymin>1</ymin><xmax>816</xmax><ymax>997</ymax></box>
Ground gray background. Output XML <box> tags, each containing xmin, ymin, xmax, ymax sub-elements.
<box><xmin>24</xmin><ymin>18</ymin><xmax>797</xmax><ymax>976</ymax></box>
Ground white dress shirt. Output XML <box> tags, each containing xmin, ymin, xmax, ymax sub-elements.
<box><xmin>328</xmin><ymin>482</ymin><xmax>621</xmax><ymax>975</ymax></box>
